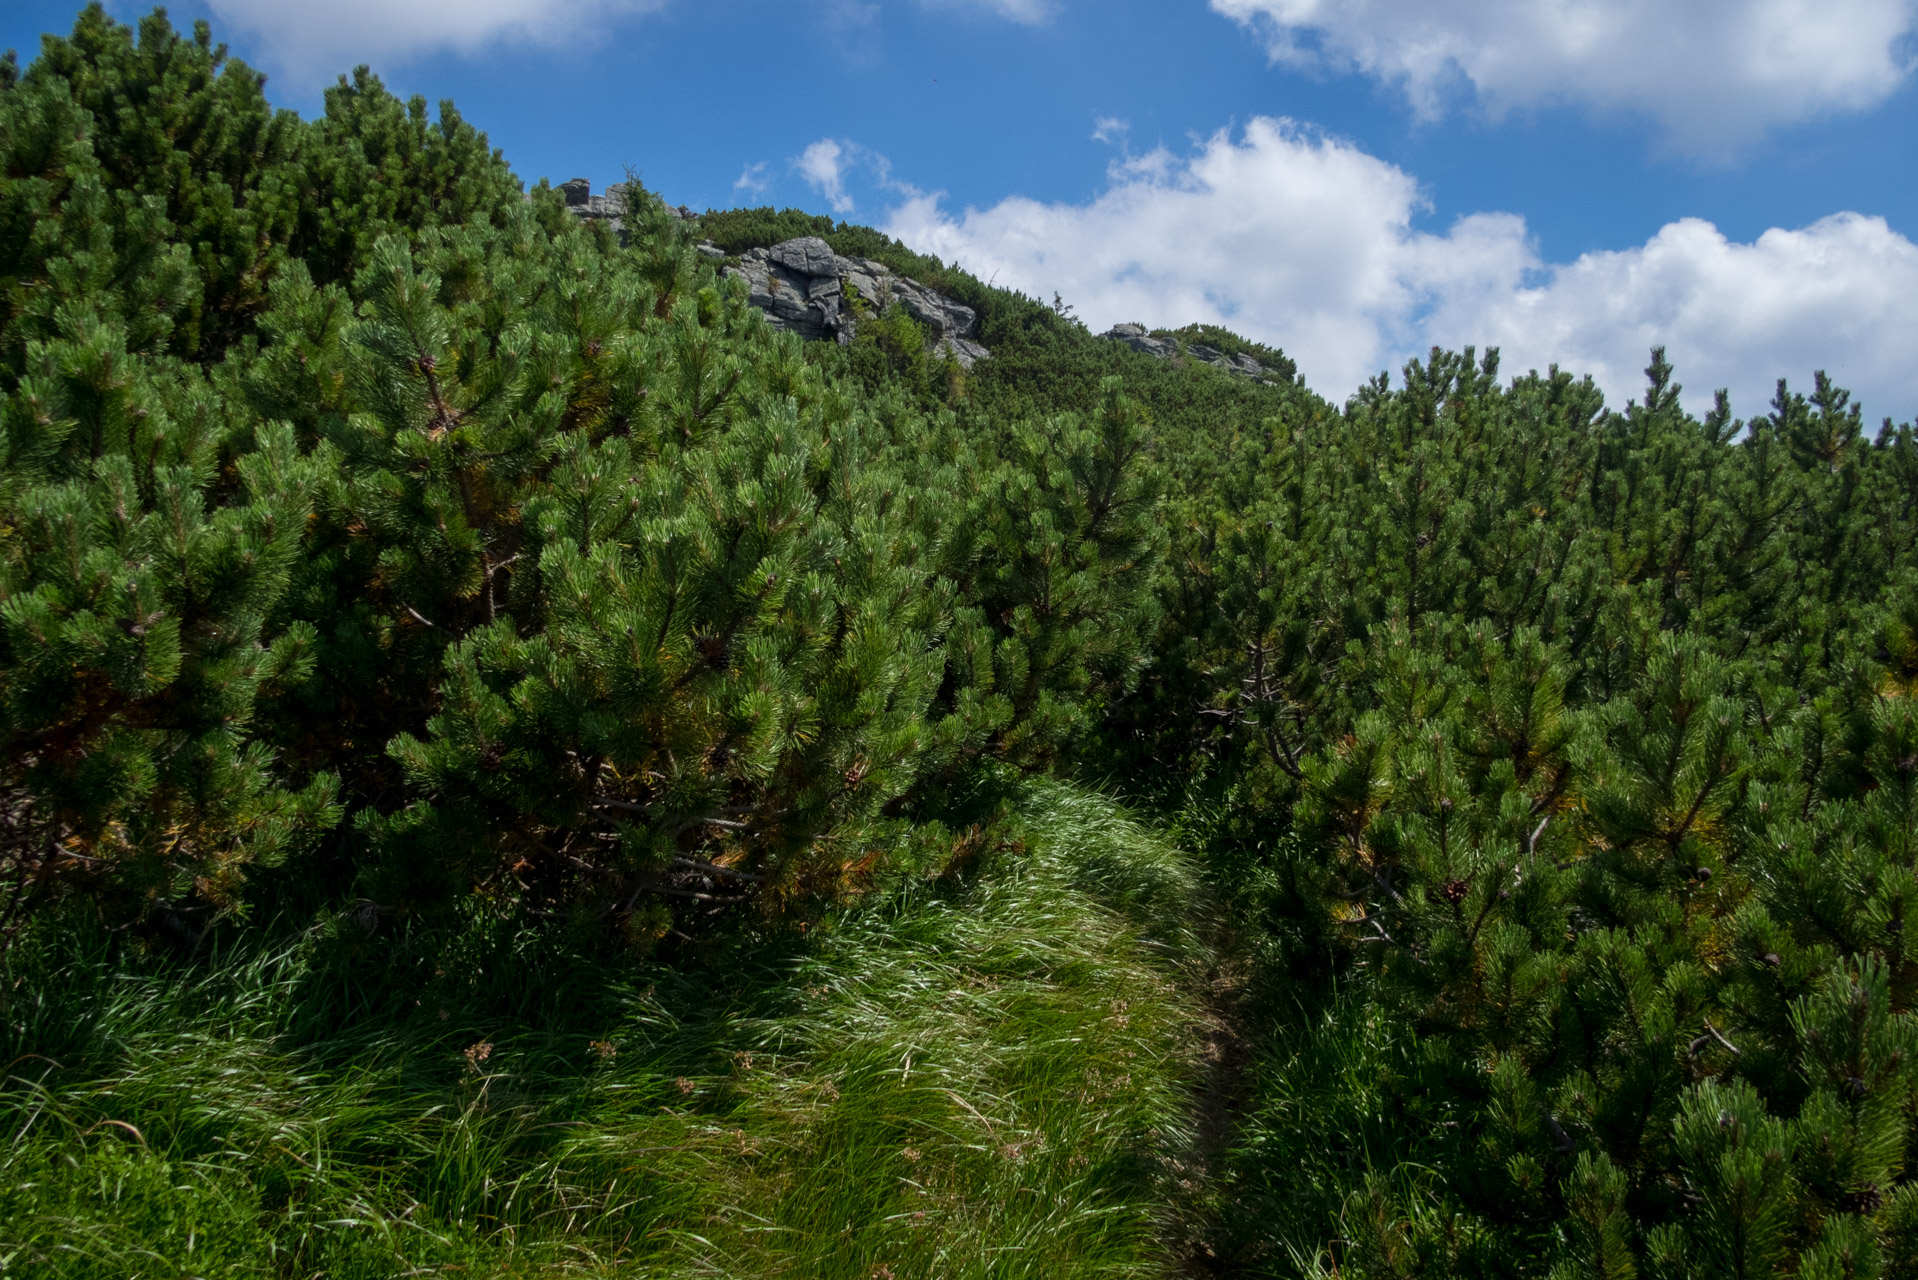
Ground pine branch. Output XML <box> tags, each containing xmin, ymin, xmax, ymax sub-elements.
<box><xmin>671</xmin><ymin>857</ymin><xmax>765</xmax><ymax>884</ymax></box>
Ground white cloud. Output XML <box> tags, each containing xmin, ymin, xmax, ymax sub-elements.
<box><xmin>1211</xmin><ymin>0</ymin><xmax>1918</xmax><ymax>151</ymax></box>
<box><xmin>734</xmin><ymin>162</ymin><xmax>771</xmax><ymax>197</ymax></box>
<box><xmin>1427</xmin><ymin>214</ymin><xmax>1918</xmax><ymax>416</ymax></box>
<box><xmin>917</xmin><ymin>0</ymin><xmax>1055</xmax><ymax>20</ymax></box>
<box><xmin>210</xmin><ymin>0</ymin><xmax>1048</xmax><ymax>81</ymax></box>
<box><xmin>889</xmin><ymin>119</ymin><xmax>1430</xmax><ymax>396</ymax></box>
<box><xmin>206</xmin><ymin>0</ymin><xmax>669</xmax><ymax>82</ymax></box>
<box><xmin>819</xmin><ymin>0</ymin><xmax>882</xmax><ymax>28</ymax></box>
<box><xmin>797</xmin><ymin>140</ymin><xmax>858</xmax><ymax>214</ymax></box>
<box><xmin>818</xmin><ymin>0</ymin><xmax>1052</xmax><ymax>24</ymax></box>
<box><xmin>794</xmin><ymin>138</ymin><xmax>919</xmax><ymax>215</ymax></box>
<box><xmin>1092</xmin><ymin>116</ymin><xmax>1129</xmax><ymax>144</ymax></box>
<box><xmin>884</xmin><ymin>117</ymin><xmax>1918</xmax><ymax>419</ymax></box>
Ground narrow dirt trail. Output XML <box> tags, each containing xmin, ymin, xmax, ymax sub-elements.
<box><xmin>1158</xmin><ymin>900</ymin><xmax>1264</xmax><ymax>1277</ymax></box>
<box><xmin>1178</xmin><ymin>951</ymin><xmax>1258</xmax><ymax>1274</ymax></box>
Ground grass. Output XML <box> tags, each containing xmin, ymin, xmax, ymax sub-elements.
<box><xmin>1200</xmin><ymin>988</ymin><xmax>1425</xmax><ymax>1277</ymax></box>
<box><xmin>0</xmin><ymin>778</ymin><xmax>1208</xmax><ymax>1279</ymax></box>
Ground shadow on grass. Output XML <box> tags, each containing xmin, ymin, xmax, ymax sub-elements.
<box><xmin>0</xmin><ymin>775</ymin><xmax>1209</xmax><ymax>1279</ymax></box>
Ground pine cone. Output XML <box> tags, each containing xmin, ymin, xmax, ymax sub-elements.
<box><xmin>1842</xmin><ymin>1185</ymin><xmax>1884</xmax><ymax>1215</ymax></box>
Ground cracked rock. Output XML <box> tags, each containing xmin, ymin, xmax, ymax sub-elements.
<box><xmin>559</xmin><ymin>188</ymin><xmax>990</xmax><ymax>366</ymax></box>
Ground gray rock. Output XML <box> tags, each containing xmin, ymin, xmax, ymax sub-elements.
<box><xmin>732</xmin><ymin>243</ymin><xmax>980</xmax><ymax>355</ymax></box>
<box><xmin>895</xmin><ymin>285</ymin><xmax>945</xmax><ymax>333</ymax></box>
<box><xmin>769</xmin><ymin>285</ymin><xmax>824</xmax><ymax>330</ymax></box>
<box><xmin>894</xmin><ymin>279</ymin><xmax>977</xmax><ymax>339</ymax></box>
<box><xmin>586</xmin><ymin>206</ymin><xmax>986</xmax><ymax>361</ymax></box>
<box><xmin>558</xmin><ymin>180</ymin><xmax>629</xmax><ymax>237</ymax></box>
<box><xmin>725</xmin><ymin>262</ymin><xmax>777</xmax><ymax>314</ymax></box>
<box><xmin>1098</xmin><ymin>324</ymin><xmax>1279</xmax><ymax>381</ymax></box>
<box><xmin>934</xmin><ymin>336</ymin><xmax>991</xmax><ymax>369</ymax></box>
<box><xmin>1102</xmin><ymin>325</ymin><xmax>1180</xmax><ymax>360</ymax></box>
<box><xmin>944</xmin><ymin>302</ymin><xmax>979</xmax><ymax>338</ymax></box>
<box><xmin>723</xmin><ymin>255</ymin><xmax>849</xmax><ymax>343</ymax></box>
<box><xmin>767</xmin><ymin>237</ymin><xmax>838</xmax><ymax>279</ymax></box>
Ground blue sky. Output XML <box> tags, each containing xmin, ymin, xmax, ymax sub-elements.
<box><xmin>7</xmin><ymin>0</ymin><xmax>1917</xmax><ymax>416</ymax></box>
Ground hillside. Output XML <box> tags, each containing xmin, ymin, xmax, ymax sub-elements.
<box><xmin>7</xmin><ymin>8</ymin><xmax>1918</xmax><ymax>1280</ymax></box>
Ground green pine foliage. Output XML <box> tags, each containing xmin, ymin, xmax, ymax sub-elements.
<box><xmin>294</xmin><ymin>69</ymin><xmax>523</xmax><ymax>288</ymax></box>
<box><xmin>0</xmin><ymin>322</ymin><xmax>339</xmax><ymax>945</ymax></box>
<box><xmin>0</xmin><ymin>7</ymin><xmax>1166</xmax><ymax>946</ymax></box>
<box><xmin>1</xmin><ymin>6</ymin><xmax>303</xmax><ymax>369</ymax></box>
<box><xmin>10</xmin><ymin>6</ymin><xmax>1918</xmax><ymax>1277</ymax></box>
<box><xmin>1154</xmin><ymin>347</ymin><xmax>1918</xmax><ymax>1274</ymax></box>
<box><xmin>941</xmin><ymin>378</ymin><xmax>1167</xmax><ymax>763</ymax></box>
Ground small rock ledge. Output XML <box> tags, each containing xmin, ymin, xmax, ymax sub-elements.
<box><xmin>1100</xmin><ymin>323</ymin><xmax>1283</xmax><ymax>383</ymax></box>
<box><xmin>559</xmin><ymin>181</ymin><xmax>988</xmax><ymax>368</ymax></box>
<box><xmin>723</xmin><ymin>238</ymin><xmax>989</xmax><ymax>368</ymax></box>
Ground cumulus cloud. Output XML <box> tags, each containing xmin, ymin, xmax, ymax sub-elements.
<box><xmin>889</xmin><ymin>119</ymin><xmax>1434</xmax><ymax>396</ymax></box>
<box><xmin>820</xmin><ymin>0</ymin><xmax>1053</xmax><ymax>23</ymax></box>
<box><xmin>210</xmin><ymin>0</ymin><xmax>1049</xmax><ymax>81</ymax></box>
<box><xmin>1210</xmin><ymin>0</ymin><xmax>1918</xmax><ymax>151</ymax></box>
<box><xmin>884</xmin><ymin>118</ymin><xmax>1918</xmax><ymax>419</ymax></box>
<box><xmin>797</xmin><ymin>140</ymin><xmax>858</xmax><ymax>214</ymax></box>
<box><xmin>734</xmin><ymin>162</ymin><xmax>772</xmax><ymax>197</ymax></box>
<box><xmin>206</xmin><ymin>0</ymin><xmax>669</xmax><ymax>83</ymax></box>
<box><xmin>1423</xmin><ymin>214</ymin><xmax>1918</xmax><ymax>416</ymax></box>
<box><xmin>795</xmin><ymin>138</ymin><xmax>917</xmax><ymax>215</ymax></box>
<box><xmin>818</xmin><ymin>0</ymin><xmax>882</xmax><ymax>29</ymax></box>
<box><xmin>921</xmin><ymin>0</ymin><xmax>1056</xmax><ymax>20</ymax></box>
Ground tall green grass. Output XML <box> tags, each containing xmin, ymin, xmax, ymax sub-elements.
<box><xmin>0</xmin><ymin>779</ymin><xmax>1206</xmax><ymax>1278</ymax></box>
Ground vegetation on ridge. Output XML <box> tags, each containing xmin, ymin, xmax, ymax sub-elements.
<box><xmin>7</xmin><ymin>7</ymin><xmax>1918</xmax><ymax>1279</ymax></box>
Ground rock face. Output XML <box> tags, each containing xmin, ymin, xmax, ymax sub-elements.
<box><xmin>1100</xmin><ymin>323</ymin><xmax>1281</xmax><ymax>383</ymax></box>
<box><xmin>1102</xmin><ymin>322</ymin><xmax>1179</xmax><ymax>360</ymax></box>
<box><xmin>558</xmin><ymin>179</ymin><xmax>696</xmax><ymax>237</ymax></box>
<box><xmin>554</xmin><ymin>183</ymin><xmax>989</xmax><ymax>368</ymax></box>
<box><xmin>723</xmin><ymin>238</ymin><xmax>989</xmax><ymax>367</ymax></box>
<box><xmin>561</xmin><ymin>178</ymin><xmax>629</xmax><ymax>234</ymax></box>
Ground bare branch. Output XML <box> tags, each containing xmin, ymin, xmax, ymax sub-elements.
<box><xmin>672</xmin><ymin>857</ymin><xmax>765</xmax><ymax>884</ymax></box>
<box><xmin>592</xmin><ymin>796</ymin><xmax>651</xmax><ymax>814</ymax></box>
<box><xmin>673</xmin><ymin>816</ymin><xmax>751</xmax><ymax>836</ymax></box>
<box><xmin>645</xmin><ymin>886</ymin><xmax>752</xmax><ymax>904</ymax></box>
<box><xmin>1688</xmin><ymin>1019</ymin><xmax>1741</xmax><ymax>1059</ymax></box>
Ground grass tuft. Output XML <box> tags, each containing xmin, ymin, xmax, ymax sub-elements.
<box><xmin>0</xmin><ymin>779</ymin><xmax>1206</xmax><ymax>1278</ymax></box>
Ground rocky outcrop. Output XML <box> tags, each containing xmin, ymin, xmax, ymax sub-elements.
<box><xmin>555</xmin><ymin>184</ymin><xmax>1299</xmax><ymax>382</ymax></box>
<box><xmin>557</xmin><ymin>184</ymin><xmax>990</xmax><ymax>366</ymax></box>
<box><xmin>1101</xmin><ymin>323</ymin><xmax>1280</xmax><ymax>383</ymax></box>
<box><xmin>558</xmin><ymin>179</ymin><xmax>696</xmax><ymax>236</ymax></box>
<box><xmin>724</xmin><ymin>237</ymin><xmax>989</xmax><ymax>367</ymax></box>
<box><xmin>561</xmin><ymin>178</ymin><xmax>626</xmax><ymax>234</ymax></box>
<box><xmin>1102</xmin><ymin>323</ymin><xmax>1180</xmax><ymax>360</ymax></box>
<box><xmin>724</xmin><ymin>239</ymin><xmax>848</xmax><ymax>344</ymax></box>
